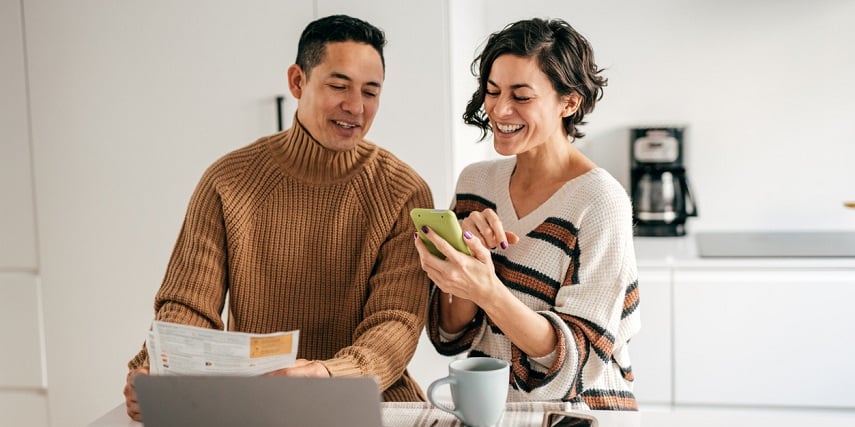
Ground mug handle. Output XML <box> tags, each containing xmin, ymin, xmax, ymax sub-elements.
<box><xmin>426</xmin><ymin>375</ymin><xmax>461</xmax><ymax>419</ymax></box>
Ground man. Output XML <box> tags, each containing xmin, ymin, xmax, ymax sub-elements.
<box><xmin>123</xmin><ymin>14</ymin><xmax>433</xmax><ymax>421</ymax></box>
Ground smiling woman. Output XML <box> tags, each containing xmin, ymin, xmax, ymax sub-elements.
<box><xmin>416</xmin><ymin>17</ymin><xmax>639</xmax><ymax>410</ymax></box>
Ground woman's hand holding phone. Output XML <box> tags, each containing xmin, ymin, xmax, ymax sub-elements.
<box><xmin>409</xmin><ymin>209</ymin><xmax>471</xmax><ymax>260</ymax></box>
<box><xmin>410</xmin><ymin>208</ymin><xmax>517</xmax><ymax>307</ymax></box>
<box><xmin>410</xmin><ymin>209</ymin><xmax>470</xmax><ymax>304</ymax></box>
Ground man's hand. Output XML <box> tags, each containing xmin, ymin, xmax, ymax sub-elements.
<box><xmin>123</xmin><ymin>367</ymin><xmax>149</xmax><ymax>421</ymax></box>
<box><xmin>265</xmin><ymin>359</ymin><xmax>331</xmax><ymax>377</ymax></box>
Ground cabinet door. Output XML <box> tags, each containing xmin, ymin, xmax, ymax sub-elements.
<box><xmin>673</xmin><ymin>269</ymin><xmax>855</xmax><ymax>408</ymax></box>
<box><xmin>0</xmin><ymin>391</ymin><xmax>48</xmax><ymax>427</ymax></box>
<box><xmin>631</xmin><ymin>268</ymin><xmax>672</xmax><ymax>405</ymax></box>
<box><xmin>0</xmin><ymin>273</ymin><xmax>45</xmax><ymax>388</ymax></box>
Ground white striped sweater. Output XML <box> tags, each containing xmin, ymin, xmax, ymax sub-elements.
<box><xmin>427</xmin><ymin>158</ymin><xmax>641</xmax><ymax>410</ymax></box>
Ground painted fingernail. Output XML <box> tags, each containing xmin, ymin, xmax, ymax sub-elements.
<box><xmin>500</xmin><ymin>241</ymin><xmax>508</xmax><ymax>249</ymax></box>
<box><xmin>413</xmin><ymin>232</ymin><xmax>418</xmax><ymax>240</ymax></box>
<box><xmin>464</xmin><ymin>231</ymin><xmax>473</xmax><ymax>240</ymax></box>
<box><xmin>421</xmin><ymin>225</ymin><xmax>429</xmax><ymax>234</ymax></box>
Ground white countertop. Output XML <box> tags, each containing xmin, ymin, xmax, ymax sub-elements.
<box><xmin>88</xmin><ymin>402</ymin><xmax>640</xmax><ymax>427</ymax></box>
<box><xmin>634</xmin><ymin>235</ymin><xmax>855</xmax><ymax>269</ymax></box>
<box><xmin>88</xmin><ymin>402</ymin><xmax>855</xmax><ymax>427</ymax></box>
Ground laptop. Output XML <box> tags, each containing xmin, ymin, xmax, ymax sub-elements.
<box><xmin>135</xmin><ymin>375</ymin><xmax>383</xmax><ymax>427</ymax></box>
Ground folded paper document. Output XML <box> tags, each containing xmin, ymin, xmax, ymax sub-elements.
<box><xmin>146</xmin><ymin>320</ymin><xmax>299</xmax><ymax>375</ymax></box>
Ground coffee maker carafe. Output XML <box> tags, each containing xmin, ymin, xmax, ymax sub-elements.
<box><xmin>630</xmin><ymin>127</ymin><xmax>697</xmax><ymax>236</ymax></box>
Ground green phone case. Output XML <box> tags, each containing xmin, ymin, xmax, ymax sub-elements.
<box><xmin>410</xmin><ymin>208</ymin><xmax>471</xmax><ymax>259</ymax></box>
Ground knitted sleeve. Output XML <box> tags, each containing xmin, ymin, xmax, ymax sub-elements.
<box><xmin>319</xmin><ymin>164</ymin><xmax>434</xmax><ymax>398</ymax></box>
<box><xmin>425</xmin><ymin>164</ymin><xmax>493</xmax><ymax>355</ymax></box>
<box><xmin>128</xmin><ymin>163</ymin><xmax>230</xmax><ymax>370</ymax></box>
<box><xmin>517</xmin><ymin>182</ymin><xmax>638</xmax><ymax>406</ymax></box>
<box><xmin>426</xmin><ymin>286</ymin><xmax>487</xmax><ymax>355</ymax></box>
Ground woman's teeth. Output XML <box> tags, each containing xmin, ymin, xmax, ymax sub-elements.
<box><xmin>497</xmin><ymin>123</ymin><xmax>523</xmax><ymax>133</ymax></box>
<box><xmin>335</xmin><ymin>121</ymin><xmax>357</xmax><ymax>129</ymax></box>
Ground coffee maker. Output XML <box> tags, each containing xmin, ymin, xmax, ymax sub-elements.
<box><xmin>630</xmin><ymin>127</ymin><xmax>697</xmax><ymax>236</ymax></box>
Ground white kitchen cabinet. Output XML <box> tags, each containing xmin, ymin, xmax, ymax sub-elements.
<box><xmin>631</xmin><ymin>268</ymin><xmax>673</xmax><ymax>405</ymax></box>
<box><xmin>0</xmin><ymin>273</ymin><xmax>45</xmax><ymax>388</ymax></box>
<box><xmin>0</xmin><ymin>390</ymin><xmax>49</xmax><ymax>427</ymax></box>
<box><xmin>673</xmin><ymin>268</ymin><xmax>855</xmax><ymax>408</ymax></box>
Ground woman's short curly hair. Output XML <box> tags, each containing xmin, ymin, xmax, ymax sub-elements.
<box><xmin>463</xmin><ymin>18</ymin><xmax>607</xmax><ymax>142</ymax></box>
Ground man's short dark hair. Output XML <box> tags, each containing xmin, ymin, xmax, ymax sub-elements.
<box><xmin>296</xmin><ymin>15</ymin><xmax>386</xmax><ymax>77</ymax></box>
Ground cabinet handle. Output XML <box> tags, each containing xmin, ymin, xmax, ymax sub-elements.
<box><xmin>276</xmin><ymin>95</ymin><xmax>285</xmax><ymax>132</ymax></box>
<box><xmin>845</xmin><ymin>201</ymin><xmax>855</xmax><ymax>209</ymax></box>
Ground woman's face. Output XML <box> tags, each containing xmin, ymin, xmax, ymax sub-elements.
<box><xmin>483</xmin><ymin>54</ymin><xmax>574</xmax><ymax>156</ymax></box>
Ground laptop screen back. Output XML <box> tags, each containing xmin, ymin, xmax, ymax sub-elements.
<box><xmin>135</xmin><ymin>375</ymin><xmax>383</xmax><ymax>427</ymax></box>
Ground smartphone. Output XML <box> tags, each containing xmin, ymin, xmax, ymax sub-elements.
<box><xmin>410</xmin><ymin>208</ymin><xmax>471</xmax><ymax>259</ymax></box>
<box><xmin>541</xmin><ymin>410</ymin><xmax>599</xmax><ymax>427</ymax></box>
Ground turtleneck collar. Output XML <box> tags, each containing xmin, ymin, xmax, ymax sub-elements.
<box><xmin>268</xmin><ymin>115</ymin><xmax>376</xmax><ymax>184</ymax></box>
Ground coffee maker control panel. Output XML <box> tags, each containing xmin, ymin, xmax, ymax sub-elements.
<box><xmin>633</xmin><ymin>130</ymin><xmax>679</xmax><ymax>163</ymax></box>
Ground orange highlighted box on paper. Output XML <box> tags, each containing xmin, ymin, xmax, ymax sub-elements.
<box><xmin>249</xmin><ymin>334</ymin><xmax>293</xmax><ymax>358</ymax></box>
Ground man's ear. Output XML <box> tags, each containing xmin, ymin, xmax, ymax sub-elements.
<box><xmin>287</xmin><ymin>64</ymin><xmax>305</xmax><ymax>99</ymax></box>
<box><xmin>561</xmin><ymin>93</ymin><xmax>582</xmax><ymax>117</ymax></box>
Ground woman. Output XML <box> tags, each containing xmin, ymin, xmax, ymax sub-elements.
<box><xmin>414</xmin><ymin>18</ymin><xmax>640</xmax><ymax>410</ymax></box>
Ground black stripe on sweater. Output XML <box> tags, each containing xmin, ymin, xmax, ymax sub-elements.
<box><xmin>565</xmin><ymin>322</ymin><xmax>591</xmax><ymax>401</ymax></box>
<box><xmin>428</xmin><ymin>286</ymin><xmax>485</xmax><ymax>356</ymax></box>
<box><xmin>508</xmin><ymin>318</ymin><xmax>567</xmax><ymax>393</ymax></box>
<box><xmin>579</xmin><ymin>389</ymin><xmax>638</xmax><ymax>411</ymax></box>
<box><xmin>492</xmin><ymin>253</ymin><xmax>560</xmax><ymax>304</ymax></box>
<box><xmin>454</xmin><ymin>193</ymin><xmax>496</xmax><ymax>219</ymax></box>
<box><xmin>554</xmin><ymin>312</ymin><xmax>616</xmax><ymax>363</ymax></box>
<box><xmin>621</xmin><ymin>280</ymin><xmax>640</xmax><ymax>319</ymax></box>
<box><xmin>510</xmin><ymin>352</ymin><xmax>549</xmax><ymax>393</ymax></box>
<box><xmin>528</xmin><ymin>217</ymin><xmax>580</xmax><ymax>258</ymax></box>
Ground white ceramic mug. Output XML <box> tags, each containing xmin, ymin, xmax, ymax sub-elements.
<box><xmin>427</xmin><ymin>357</ymin><xmax>510</xmax><ymax>427</ymax></box>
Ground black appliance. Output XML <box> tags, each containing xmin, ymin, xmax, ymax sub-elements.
<box><xmin>630</xmin><ymin>127</ymin><xmax>697</xmax><ymax>236</ymax></box>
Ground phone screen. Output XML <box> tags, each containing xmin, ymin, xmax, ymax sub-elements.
<box><xmin>543</xmin><ymin>411</ymin><xmax>596</xmax><ymax>427</ymax></box>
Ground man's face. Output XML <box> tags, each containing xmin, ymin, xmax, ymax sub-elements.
<box><xmin>288</xmin><ymin>41</ymin><xmax>384</xmax><ymax>152</ymax></box>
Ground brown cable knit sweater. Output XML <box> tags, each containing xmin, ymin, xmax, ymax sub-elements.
<box><xmin>129</xmin><ymin>118</ymin><xmax>434</xmax><ymax>401</ymax></box>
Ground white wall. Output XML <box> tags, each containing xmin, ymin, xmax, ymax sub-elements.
<box><xmin>24</xmin><ymin>2</ymin><xmax>313</xmax><ymax>426</ymax></box>
<box><xmin>0</xmin><ymin>0</ymin><xmax>38</xmax><ymax>271</ymax></box>
<box><xmin>448</xmin><ymin>0</ymin><xmax>504</xmax><ymax>188</ymax></box>
<box><xmin>316</xmin><ymin>0</ymin><xmax>456</xmax><ymax>208</ymax></box>
<box><xmin>474</xmin><ymin>0</ymin><xmax>855</xmax><ymax>232</ymax></box>
<box><xmin>0</xmin><ymin>0</ymin><xmax>48</xmax><ymax>426</ymax></box>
